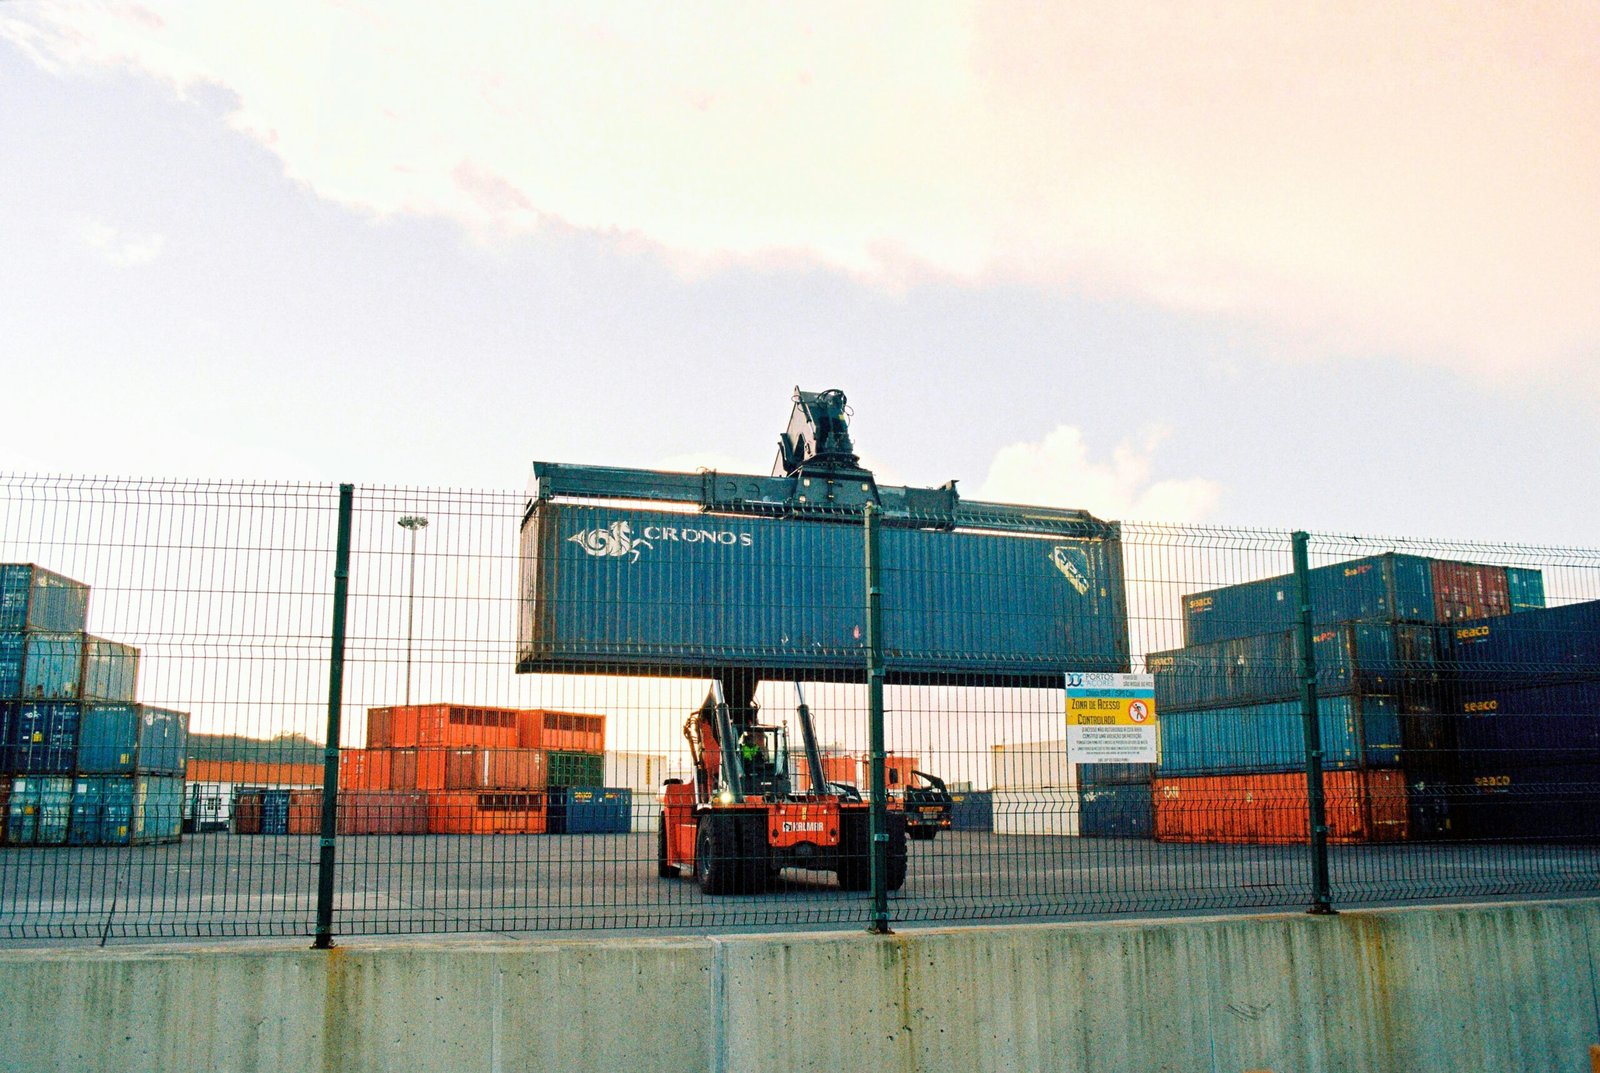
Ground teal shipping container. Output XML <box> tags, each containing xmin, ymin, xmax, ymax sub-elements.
<box><xmin>1505</xmin><ymin>568</ymin><xmax>1547</xmax><ymax>612</ymax></box>
<box><xmin>519</xmin><ymin>501</ymin><xmax>1129</xmax><ymax>681</ymax></box>
<box><xmin>1157</xmin><ymin>694</ymin><xmax>1404</xmax><ymax>776</ymax></box>
<box><xmin>0</xmin><ymin>565</ymin><xmax>89</xmax><ymax>633</ymax></box>
<box><xmin>76</xmin><ymin>704</ymin><xmax>187</xmax><ymax>774</ymax></box>
<box><xmin>81</xmin><ymin>636</ymin><xmax>139</xmax><ymax>702</ymax></box>
<box><xmin>0</xmin><ymin>630</ymin><xmax>84</xmax><ymax>700</ymax></box>
<box><xmin>68</xmin><ymin>775</ymin><xmax>136</xmax><ymax>845</ymax></box>
<box><xmin>6</xmin><ymin>775</ymin><xmax>73</xmax><ymax>844</ymax></box>
<box><xmin>133</xmin><ymin>775</ymin><xmax>184</xmax><ymax>844</ymax></box>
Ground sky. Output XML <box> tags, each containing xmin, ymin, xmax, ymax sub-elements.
<box><xmin>3</xmin><ymin>1</ymin><xmax>1599</xmax><ymax>545</ymax></box>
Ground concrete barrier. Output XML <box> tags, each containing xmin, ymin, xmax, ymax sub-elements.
<box><xmin>1</xmin><ymin>900</ymin><xmax>1597</xmax><ymax>1072</ymax></box>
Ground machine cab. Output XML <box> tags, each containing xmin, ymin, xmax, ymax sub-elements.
<box><xmin>733</xmin><ymin>724</ymin><xmax>791</xmax><ymax>801</ymax></box>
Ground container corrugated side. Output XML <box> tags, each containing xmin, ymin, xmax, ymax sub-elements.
<box><xmin>1079</xmin><ymin>783</ymin><xmax>1153</xmax><ymax>838</ymax></box>
<box><xmin>547</xmin><ymin>750</ymin><xmax>604</xmax><ymax>788</ymax></box>
<box><xmin>560</xmin><ymin>786</ymin><xmax>632</xmax><ymax>833</ymax></box>
<box><xmin>1153</xmin><ymin>769</ymin><xmax>1410</xmax><ymax>844</ymax></box>
<box><xmin>1156</xmin><ymin>693</ymin><xmax>1403</xmax><ymax>776</ymax></box>
<box><xmin>260</xmin><ymin>788</ymin><xmax>291</xmax><ymax>834</ymax></box>
<box><xmin>80</xmin><ymin>636</ymin><xmax>139</xmax><ymax>702</ymax></box>
<box><xmin>949</xmin><ymin>790</ymin><xmax>993</xmax><ymax>831</ymax></box>
<box><xmin>68</xmin><ymin>775</ymin><xmax>136</xmax><ymax>845</ymax></box>
<box><xmin>444</xmin><ymin>747</ymin><xmax>548</xmax><ymax>791</ymax></box>
<box><xmin>77</xmin><ymin>704</ymin><xmax>140</xmax><ymax>773</ymax></box>
<box><xmin>133</xmin><ymin>775</ymin><xmax>184</xmax><ymax>843</ymax></box>
<box><xmin>231</xmin><ymin>789</ymin><xmax>264</xmax><ymax>834</ymax></box>
<box><xmin>518</xmin><ymin>501</ymin><xmax>1129</xmax><ymax>678</ymax></box>
<box><xmin>7</xmin><ymin>701</ymin><xmax>81</xmax><ymax>773</ymax></box>
<box><xmin>426</xmin><ymin>791</ymin><xmax>547</xmax><ymax>834</ymax></box>
<box><xmin>337</xmin><ymin>790</ymin><xmax>427</xmax><ymax>835</ymax></box>
<box><xmin>6</xmin><ymin>775</ymin><xmax>73</xmax><ymax>844</ymax></box>
<box><xmin>1446</xmin><ymin>762</ymin><xmax>1600</xmax><ymax>841</ymax></box>
<box><xmin>1506</xmin><ymin>568</ymin><xmax>1547</xmax><ymax>612</ymax></box>
<box><xmin>1444</xmin><ymin>599</ymin><xmax>1600</xmax><ymax>685</ymax></box>
<box><xmin>0</xmin><ymin>565</ymin><xmax>90</xmax><ymax>633</ymax></box>
<box><xmin>134</xmin><ymin>706</ymin><xmax>189</xmax><ymax>774</ymax></box>
<box><xmin>0</xmin><ymin>630</ymin><xmax>84</xmax><ymax>700</ymax></box>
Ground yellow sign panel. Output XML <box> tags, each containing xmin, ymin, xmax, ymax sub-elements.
<box><xmin>1067</xmin><ymin>697</ymin><xmax>1157</xmax><ymax>727</ymax></box>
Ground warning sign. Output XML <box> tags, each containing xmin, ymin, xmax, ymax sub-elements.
<box><xmin>1064</xmin><ymin>672</ymin><xmax>1159</xmax><ymax>764</ymax></box>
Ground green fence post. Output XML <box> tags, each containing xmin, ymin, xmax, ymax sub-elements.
<box><xmin>865</xmin><ymin>502</ymin><xmax>891</xmax><ymax>934</ymax></box>
<box><xmin>313</xmin><ymin>483</ymin><xmax>354</xmax><ymax>949</ymax></box>
<box><xmin>1292</xmin><ymin>530</ymin><xmax>1336</xmax><ymax>915</ymax></box>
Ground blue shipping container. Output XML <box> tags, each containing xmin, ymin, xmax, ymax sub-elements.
<box><xmin>0</xmin><ymin>565</ymin><xmax>89</xmax><ymax>633</ymax></box>
<box><xmin>1444</xmin><ymin>599</ymin><xmax>1600</xmax><ymax>684</ymax></box>
<box><xmin>518</xmin><ymin>502</ymin><xmax>1129</xmax><ymax>679</ymax></box>
<box><xmin>1447</xmin><ymin>763</ymin><xmax>1600</xmax><ymax>842</ymax></box>
<box><xmin>1157</xmin><ymin>694</ymin><xmax>1403</xmax><ymax>776</ymax></box>
<box><xmin>1506</xmin><ymin>568</ymin><xmax>1547</xmax><ymax>612</ymax></box>
<box><xmin>1079</xmin><ymin>783</ymin><xmax>1153</xmax><ymax>838</ymax></box>
<box><xmin>68</xmin><ymin>775</ymin><xmax>136</xmax><ymax>845</ymax></box>
<box><xmin>0</xmin><ymin>630</ymin><xmax>84</xmax><ymax>700</ymax></box>
<box><xmin>949</xmin><ymin>790</ymin><xmax>993</xmax><ymax>831</ymax></box>
<box><xmin>1151</xmin><ymin>622</ymin><xmax>1442</xmax><ymax>712</ymax></box>
<box><xmin>6</xmin><ymin>775</ymin><xmax>73</xmax><ymax>844</ymax></box>
<box><xmin>80</xmin><ymin>636</ymin><xmax>138</xmax><ymax>702</ymax></box>
<box><xmin>1449</xmin><ymin>680</ymin><xmax>1600</xmax><ymax>767</ymax></box>
<box><xmin>137</xmin><ymin>706</ymin><xmax>189</xmax><ymax>775</ymax></box>
<box><xmin>561</xmin><ymin>786</ymin><xmax>632</xmax><ymax>833</ymax></box>
<box><xmin>6</xmin><ymin>701</ymin><xmax>81</xmax><ymax>773</ymax></box>
<box><xmin>261</xmin><ymin>788</ymin><xmax>291</xmax><ymax>834</ymax></box>
<box><xmin>134</xmin><ymin>775</ymin><xmax>184</xmax><ymax>843</ymax></box>
<box><xmin>77</xmin><ymin>704</ymin><xmax>139</xmax><ymax>773</ymax></box>
<box><xmin>1078</xmin><ymin>762</ymin><xmax>1154</xmax><ymax>787</ymax></box>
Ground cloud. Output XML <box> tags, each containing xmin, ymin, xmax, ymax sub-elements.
<box><xmin>975</xmin><ymin>425</ymin><xmax>1223</xmax><ymax>523</ymax></box>
<box><xmin>72</xmin><ymin>218</ymin><xmax>166</xmax><ymax>266</ymax></box>
<box><xmin>7</xmin><ymin>2</ymin><xmax>1600</xmax><ymax>382</ymax></box>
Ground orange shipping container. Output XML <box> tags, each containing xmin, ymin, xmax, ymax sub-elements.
<box><xmin>1153</xmin><ymin>769</ymin><xmax>1410</xmax><ymax>845</ymax></box>
<box><xmin>338</xmin><ymin>791</ymin><xmax>428</xmax><ymax>835</ymax></box>
<box><xmin>516</xmin><ymin>709</ymin><xmax>606</xmax><ymax>753</ymax></box>
<box><xmin>288</xmin><ymin>789</ymin><xmax>323</xmax><ymax>835</ymax></box>
<box><xmin>444</xmin><ymin>747</ymin><xmax>548</xmax><ymax>791</ymax></box>
<box><xmin>391</xmin><ymin>748</ymin><xmax>448</xmax><ymax>791</ymax></box>
<box><xmin>339</xmin><ymin>749</ymin><xmax>393</xmax><ymax>791</ymax></box>
<box><xmin>367</xmin><ymin>705</ymin><xmax>520</xmax><ymax>749</ymax></box>
<box><xmin>426</xmin><ymin>791</ymin><xmax>547</xmax><ymax>834</ymax></box>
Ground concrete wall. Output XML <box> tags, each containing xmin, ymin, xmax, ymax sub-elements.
<box><xmin>2</xmin><ymin>900</ymin><xmax>1597</xmax><ymax>1073</ymax></box>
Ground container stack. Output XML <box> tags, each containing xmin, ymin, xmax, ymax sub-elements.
<box><xmin>1151</xmin><ymin>554</ymin><xmax>1543</xmax><ymax>845</ymax></box>
<box><xmin>2</xmin><ymin>563</ymin><xmax>189</xmax><ymax>847</ymax></box>
<box><xmin>1438</xmin><ymin>599</ymin><xmax>1600</xmax><ymax>840</ymax></box>
<box><xmin>324</xmin><ymin>704</ymin><xmax>614</xmax><ymax>836</ymax></box>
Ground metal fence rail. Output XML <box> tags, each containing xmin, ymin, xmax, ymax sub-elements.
<box><xmin>1</xmin><ymin>474</ymin><xmax>1596</xmax><ymax>942</ymax></box>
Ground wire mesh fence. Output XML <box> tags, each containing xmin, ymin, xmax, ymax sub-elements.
<box><xmin>1</xmin><ymin>474</ymin><xmax>1597</xmax><ymax>942</ymax></box>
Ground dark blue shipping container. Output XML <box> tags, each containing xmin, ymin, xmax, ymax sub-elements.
<box><xmin>7</xmin><ymin>701</ymin><xmax>81</xmax><ymax>773</ymax></box>
<box><xmin>560</xmin><ymin>786</ymin><xmax>632</xmax><ymax>833</ymax></box>
<box><xmin>1182</xmin><ymin>553</ymin><xmax>1439</xmax><ymax>646</ymax></box>
<box><xmin>0</xmin><ymin>630</ymin><xmax>84</xmax><ymax>700</ymax></box>
<box><xmin>1448</xmin><ymin>680</ymin><xmax>1600</xmax><ymax>767</ymax></box>
<box><xmin>6</xmin><ymin>775</ymin><xmax>73</xmax><ymax>844</ymax></box>
<box><xmin>949</xmin><ymin>790</ymin><xmax>993</xmax><ymax>832</ymax></box>
<box><xmin>1505</xmin><ymin>568</ymin><xmax>1547</xmax><ymax>612</ymax></box>
<box><xmin>1157</xmin><ymin>694</ymin><xmax>1403</xmax><ymax>776</ymax></box>
<box><xmin>68</xmin><ymin>775</ymin><xmax>136</xmax><ymax>845</ymax></box>
<box><xmin>135</xmin><ymin>706</ymin><xmax>189</xmax><ymax>775</ymax></box>
<box><xmin>1079</xmin><ymin>783</ymin><xmax>1153</xmax><ymax>838</ymax></box>
<box><xmin>518</xmin><ymin>502</ymin><xmax>1129</xmax><ymax>678</ymax></box>
<box><xmin>1447</xmin><ymin>763</ymin><xmax>1600</xmax><ymax>842</ymax></box>
<box><xmin>80</xmin><ymin>636</ymin><xmax>138</xmax><ymax>703</ymax></box>
<box><xmin>261</xmin><ymin>788</ymin><xmax>291</xmax><ymax>834</ymax></box>
<box><xmin>1443</xmin><ymin>599</ymin><xmax>1600</xmax><ymax>684</ymax></box>
<box><xmin>0</xmin><ymin>565</ymin><xmax>89</xmax><ymax>633</ymax></box>
<box><xmin>1151</xmin><ymin>623</ymin><xmax>1442</xmax><ymax>712</ymax></box>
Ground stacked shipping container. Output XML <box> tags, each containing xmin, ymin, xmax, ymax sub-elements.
<box><xmin>1153</xmin><ymin>554</ymin><xmax>1549</xmax><ymax>844</ymax></box>
<box><xmin>2</xmin><ymin>564</ymin><xmax>188</xmax><ymax>846</ymax></box>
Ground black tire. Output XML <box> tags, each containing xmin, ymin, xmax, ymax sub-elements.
<box><xmin>695</xmin><ymin>813</ymin><xmax>738</xmax><ymax>895</ymax></box>
<box><xmin>740</xmin><ymin>813</ymin><xmax>774</xmax><ymax>893</ymax></box>
<box><xmin>908</xmin><ymin>826</ymin><xmax>937</xmax><ymax>842</ymax></box>
<box><xmin>837</xmin><ymin>810</ymin><xmax>909</xmax><ymax>892</ymax></box>
<box><xmin>657</xmin><ymin>814</ymin><xmax>677</xmax><ymax>877</ymax></box>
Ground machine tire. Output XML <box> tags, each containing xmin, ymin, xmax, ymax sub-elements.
<box><xmin>837</xmin><ymin>810</ymin><xmax>909</xmax><ymax>892</ymax></box>
<box><xmin>657</xmin><ymin>814</ymin><xmax>677</xmax><ymax>877</ymax></box>
<box><xmin>696</xmin><ymin>813</ymin><xmax>738</xmax><ymax>895</ymax></box>
<box><xmin>884</xmin><ymin>811</ymin><xmax>908</xmax><ymax>892</ymax></box>
<box><xmin>740</xmin><ymin>813</ymin><xmax>774</xmax><ymax>894</ymax></box>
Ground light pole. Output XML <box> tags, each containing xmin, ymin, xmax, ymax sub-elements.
<box><xmin>398</xmin><ymin>515</ymin><xmax>429</xmax><ymax>706</ymax></box>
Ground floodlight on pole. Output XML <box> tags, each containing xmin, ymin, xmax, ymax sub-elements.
<box><xmin>398</xmin><ymin>515</ymin><xmax>429</xmax><ymax>706</ymax></box>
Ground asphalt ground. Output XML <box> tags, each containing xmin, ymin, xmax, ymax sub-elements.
<box><xmin>3</xmin><ymin>830</ymin><xmax>1597</xmax><ymax>946</ymax></box>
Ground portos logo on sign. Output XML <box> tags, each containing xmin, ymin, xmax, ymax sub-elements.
<box><xmin>567</xmin><ymin>520</ymin><xmax>753</xmax><ymax>563</ymax></box>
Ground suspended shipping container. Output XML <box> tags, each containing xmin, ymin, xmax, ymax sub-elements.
<box><xmin>1156</xmin><ymin>693</ymin><xmax>1404</xmax><ymax>777</ymax></box>
<box><xmin>0</xmin><ymin>565</ymin><xmax>90</xmax><ymax>633</ymax></box>
<box><xmin>0</xmin><ymin>631</ymin><xmax>84</xmax><ymax>700</ymax></box>
<box><xmin>79</xmin><ymin>636</ymin><xmax>138</xmax><ymax>703</ymax></box>
<box><xmin>1153</xmin><ymin>770</ymin><xmax>1410</xmax><ymax>845</ymax></box>
<box><xmin>6</xmin><ymin>775</ymin><xmax>73</xmax><ymax>845</ymax></box>
<box><xmin>518</xmin><ymin>501</ymin><xmax>1129</xmax><ymax>680</ymax></box>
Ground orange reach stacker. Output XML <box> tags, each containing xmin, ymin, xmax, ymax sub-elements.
<box><xmin>659</xmin><ymin>682</ymin><xmax>907</xmax><ymax>895</ymax></box>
